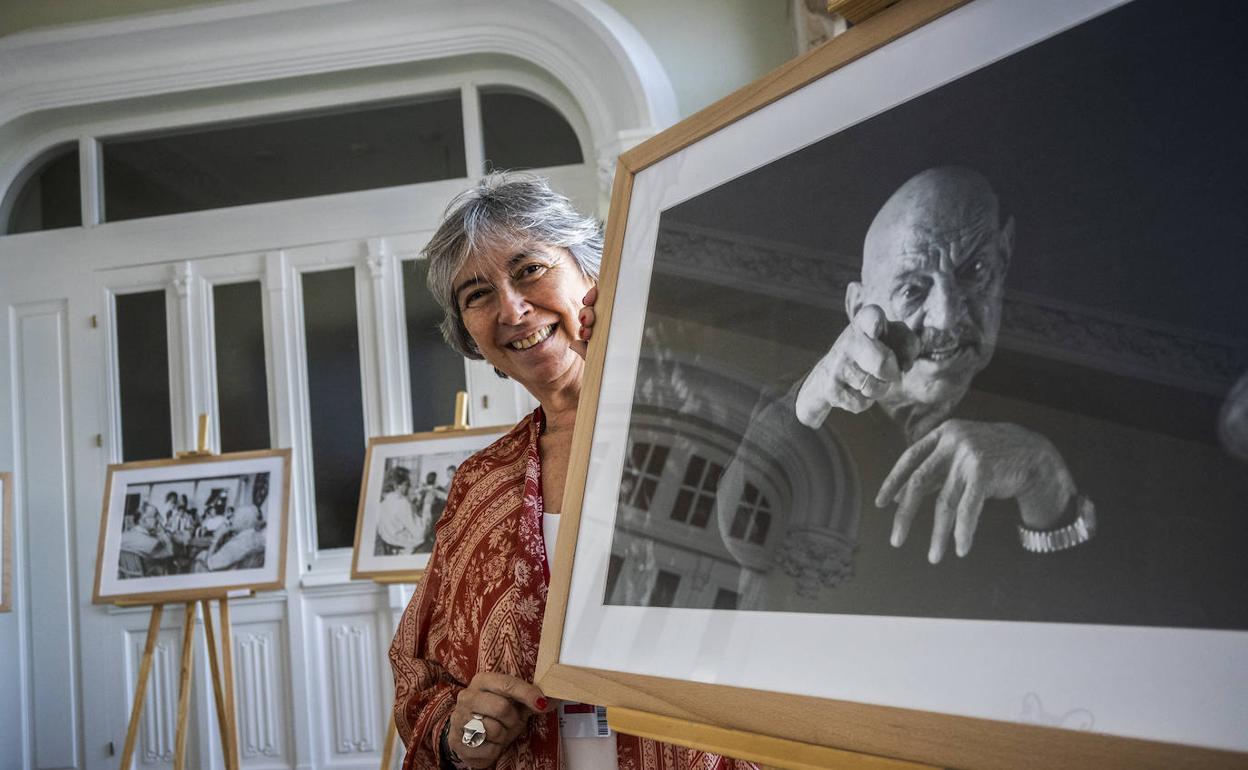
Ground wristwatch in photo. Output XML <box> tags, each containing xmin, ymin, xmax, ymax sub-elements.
<box><xmin>1018</xmin><ymin>494</ymin><xmax>1096</xmax><ymax>553</ymax></box>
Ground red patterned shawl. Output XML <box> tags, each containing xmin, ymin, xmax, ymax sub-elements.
<box><xmin>389</xmin><ymin>408</ymin><xmax>754</xmax><ymax>770</ymax></box>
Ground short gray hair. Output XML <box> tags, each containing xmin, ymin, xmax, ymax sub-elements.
<box><xmin>423</xmin><ymin>172</ymin><xmax>603</xmax><ymax>359</ymax></box>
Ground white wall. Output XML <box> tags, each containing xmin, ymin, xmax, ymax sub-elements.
<box><xmin>0</xmin><ymin>0</ymin><xmax>796</xmax><ymax>123</ymax></box>
<box><xmin>604</xmin><ymin>0</ymin><xmax>796</xmax><ymax>117</ymax></box>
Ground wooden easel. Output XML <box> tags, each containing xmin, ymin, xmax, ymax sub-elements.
<box><xmin>118</xmin><ymin>414</ymin><xmax>244</xmax><ymax>770</ymax></box>
<box><xmin>375</xmin><ymin>391</ymin><xmax>473</xmax><ymax>770</ymax></box>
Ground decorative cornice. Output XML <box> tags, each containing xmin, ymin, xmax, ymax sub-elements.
<box><xmin>594</xmin><ymin>128</ymin><xmax>656</xmax><ymax>211</ymax></box>
<box><xmin>653</xmin><ymin>223</ymin><xmax>1247</xmax><ymax>394</ymax></box>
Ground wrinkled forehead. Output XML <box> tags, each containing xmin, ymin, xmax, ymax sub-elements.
<box><xmin>862</xmin><ymin>168</ymin><xmax>1006</xmax><ymax>279</ymax></box>
<box><xmin>452</xmin><ymin>235</ymin><xmax>541</xmax><ymax>284</ymax></box>
<box><xmin>454</xmin><ymin>237</ymin><xmax>516</xmax><ymax>282</ymax></box>
<box><xmin>863</xmin><ymin>208</ymin><xmax>1003</xmax><ymax>284</ymax></box>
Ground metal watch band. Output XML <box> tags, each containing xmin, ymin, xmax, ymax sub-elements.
<box><xmin>1018</xmin><ymin>494</ymin><xmax>1097</xmax><ymax>553</ymax></box>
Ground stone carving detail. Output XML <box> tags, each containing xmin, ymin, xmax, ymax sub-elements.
<box><xmin>597</xmin><ymin>148</ymin><xmax>620</xmax><ymax>202</ymax></box>
<box><xmin>777</xmin><ymin>527</ymin><xmax>855</xmax><ymax>597</ymax></box>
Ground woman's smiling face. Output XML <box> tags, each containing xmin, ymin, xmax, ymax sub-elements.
<box><xmin>453</xmin><ymin>240</ymin><xmax>594</xmax><ymax>398</ymax></box>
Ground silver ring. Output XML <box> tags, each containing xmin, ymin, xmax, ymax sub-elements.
<box><xmin>461</xmin><ymin>714</ymin><xmax>487</xmax><ymax>748</ymax></box>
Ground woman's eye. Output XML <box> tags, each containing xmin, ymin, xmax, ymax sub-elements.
<box><xmin>516</xmin><ymin>263</ymin><xmax>546</xmax><ymax>280</ymax></box>
<box><xmin>900</xmin><ymin>284</ymin><xmax>925</xmax><ymax>302</ymax></box>
<box><xmin>462</xmin><ymin>288</ymin><xmax>489</xmax><ymax>308</ymax></box>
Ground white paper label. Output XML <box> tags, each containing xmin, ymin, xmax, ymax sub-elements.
<box><xmin>558</xmin><ymin>702</ymin><xmax>611</xmax><ymax>739</ymax></box>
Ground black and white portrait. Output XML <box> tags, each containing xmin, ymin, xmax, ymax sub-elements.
<box><xmin>352</xmin><ymin>427</ymin><xmax>506</xmax><ymax>579</ymax></box>
<box><xmin>117</xmin><ymin>472</ymin><xmax>271</xmax><ymax>578</ymax></box>
<box><xmin>602</xmin><ymin>0</ymin><xmax>1248</xmax><ymax>630</ymax></box>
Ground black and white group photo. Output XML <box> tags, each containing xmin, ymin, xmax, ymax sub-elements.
<box><xmin>373</xmin><ymin>452</ymin><xmax>464</xmax><ymax>555</ymax></box>
<box><xmin>117</xmin><ymin>471</ymin><xmax>271</xmax><ymax>578</ymax></box>
<box><xmin>352</xmin><ymin>427</ymin><xmax>506</xmax><ymax>579</ymax></box>
<box><xmin>603</xmin><ymin>0</ymin><xmax>1248</xmax><ymax>630</ymax></box>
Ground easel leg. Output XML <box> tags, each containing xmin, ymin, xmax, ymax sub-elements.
<box><xmin>121</xmin><ymin>604</ymin><xmax>164</xmax><ymax>770</ymax></box>
<box><xmin>220</xmin><ymin>595</ymin><xmax>241</xmax><ymax>770</ymax></box>
<box><xmin>202</xmin><ymin>598</ymin><xmax>236</xmax><ymax>770</ymax></box>
<box><xmin>380</xmin><ymin>716</ymin><xmax>398</xmax><ymax>770</ymax></box>
<box><xmin>173</xmin><ymin>602</ymin><xmax>197</xmax><ymax>770</ymax></box>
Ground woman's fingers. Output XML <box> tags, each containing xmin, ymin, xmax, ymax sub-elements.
<box><xmin>471</xmin><ymin>671</ymin><xmax>551</xmax><ymax>713</ymax></box>
<box><xmin>454</xmin><ymin>672</ymin><xmax>552</xmax><ymax>735</ymax></box>
<box><xmin>578</xmin><ymin>285</ymin><xmax>599</xmax><ymax>341</ymax></box>
<box><xmin>446</xmin><ymin>672</ymin><xmax>554</xmax><ymax>765</ymax></box>
<box><xmin>577</xmin><ymin>305</ymin><xmax>596</xmax><ymax>340</ymax></box>
<box><xmin>458</xmin><ymin>690</ymin><xmax>523</xmax><ymax>733</ymax></box>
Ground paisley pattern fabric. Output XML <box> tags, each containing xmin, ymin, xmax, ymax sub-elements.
<box><xmin>389</xmin><ymin>408</ymin><xmax>754</xmax><ymax>770</ymax></box>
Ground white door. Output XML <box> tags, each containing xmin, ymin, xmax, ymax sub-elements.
<box><xmin>70</xmin><ymin>225</ymin><xmax>531</xmax><ymax>769</ymax></box>
<box><xmin>0</xmin><ymin>190</ymin><xmax>554</xmax><ymax>767</ymax></box>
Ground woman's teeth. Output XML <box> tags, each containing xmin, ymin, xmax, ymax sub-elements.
<box><xmin>510</xmin><ymin>324</ymin><xmax>554</xmax><ymax>350</ymax></box>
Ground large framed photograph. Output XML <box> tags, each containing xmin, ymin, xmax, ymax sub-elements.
<box><xmin>92</xmin><ymin>450</ymin><xmax>291</xmax><ymax>604</ymax></box>
<box><xmin>351</xmin><ymin>426</ymin><xmax>509</xmax><ymax>581</ymax></box>
<box><xmin>1</xmin><ymin>472</ymin><xmax>11</xmax><ymax>613</ymax></box>
<box><xmin>537</xmin><ymin>0</ymin><xmax>1248</xmax><ymax>768</ymax></box>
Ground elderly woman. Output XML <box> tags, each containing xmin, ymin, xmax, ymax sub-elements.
<box><xmin>389</xmin><ymin>173</ymin><xmax>751</xmax><ymax>770</ymax></box>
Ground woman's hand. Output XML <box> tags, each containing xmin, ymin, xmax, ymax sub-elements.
<box><xmin>445</xmin><ymin>672</ymin><xmax>553</xmax><ymax>768</ymax></box>
<box><xmin>575</xmin><ymin>286</ymin><xmax>598</xmax><ymax>353</ymax></box>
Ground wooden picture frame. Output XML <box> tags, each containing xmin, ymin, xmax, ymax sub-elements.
<box><xmin>536</xmin><ymin>0</ymin><xmax>1248</xmax><ymax>768</ymax></box>
<box><xmin>92</xmin><ymin>449</ymin><xmax>291</xmax><ymax>605</ymax></box>
<box><xmin>351</xmin><ymin>426</ymin><xmax>509</xmax><ymax>581</ymax></box>
<box><xmin>0</xmin><ymin>472</ymin><xmax>12</xmax><ymax>613</ymax></box>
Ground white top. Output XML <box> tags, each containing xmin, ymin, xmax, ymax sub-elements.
<box><xmin>542</xmin><ymin>512</ymin><xmax>618</xmax><ymax>769</ymax></box>
<box><xmin>542</xmin><ymin>511</ymin><xmax>561</xmax><ymax>569</ymax></box>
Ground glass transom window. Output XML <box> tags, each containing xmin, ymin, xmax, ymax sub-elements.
<box><xmin>102</xmin><ymin>95</ymin><xmax>467</xmax><ymax>222</ymax></box>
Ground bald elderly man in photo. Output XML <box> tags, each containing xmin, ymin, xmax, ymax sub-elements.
<box><xmin>794</xmin><ymin>166</ymin><xmax>1091</xmax><ymax>565</ymax></box>
<box><xmin>712</xmin><ymin>165</ymin><xmax>1139</xmax><ymax>622</ymax></box>
<box><xmin>705</xmin><ymin>161</ymin><xmax>1248</xmax><ymax>627</ymax></box>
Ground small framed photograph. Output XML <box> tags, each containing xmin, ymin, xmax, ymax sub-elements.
<box><xmin>1</xmin><ymin>472</ymin><xmax>12</xmax><ymax>613</ymax></box>
<box><xmin>92</xmin><ymin>450</ymin><xmax>291</xmax><ymax>604</ymax></box>
<box><xmin>351</xmin><ymin>426</ymin><xmax>509</xmax><ymax>581</ymax></box>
